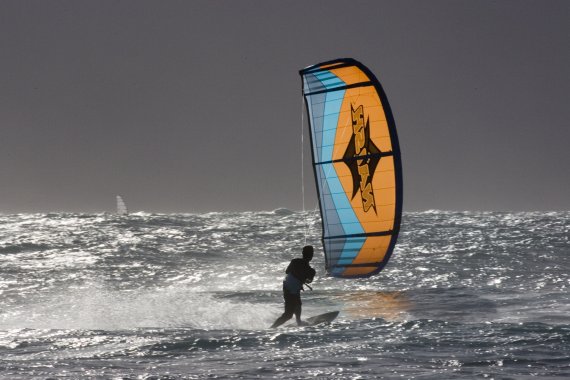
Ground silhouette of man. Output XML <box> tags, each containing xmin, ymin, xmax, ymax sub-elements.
<box><xmin>271</xmin><ymin>245</ymin><xmax>316</xmax><ymax>328</ymax></box>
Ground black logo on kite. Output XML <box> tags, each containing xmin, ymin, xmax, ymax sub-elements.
<box><xmin>343</xmin><ymin>105</ymin><xmax>381</xmax><ymax>213</ymax></box>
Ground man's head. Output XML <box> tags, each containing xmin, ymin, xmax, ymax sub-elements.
<box><xmin>302</xmin><ymin>245</ymin><xmax>314</xmax><ymax>261</ymax></box>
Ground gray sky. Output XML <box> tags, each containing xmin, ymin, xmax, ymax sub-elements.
<box><xmin>1</xmin><ymin>0</ymin><xmax>568</xmax><ymax>213</ymax></box>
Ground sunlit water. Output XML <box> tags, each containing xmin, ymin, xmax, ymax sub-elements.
<box><xmin>1</xmin><ymin>210</ymin><xmax>569</xmax><ymax>379</ymax></box>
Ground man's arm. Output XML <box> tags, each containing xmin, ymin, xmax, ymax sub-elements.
<box><xmin>305</xmin><ymin>267</ymin><xmax>316</xmax><ymax>283</ymax></box>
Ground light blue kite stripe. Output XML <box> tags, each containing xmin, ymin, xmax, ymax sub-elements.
<box><xmin>304</xmin><ymin>81</ymin><xmax>326</xmax><ymax>163</ymax></box>
<box><xmin>332</xmin><ymin>249</ymin><xmax>360</xmax><ymax>257</ymax></box>
<box><xmin>337</xmin><ymin>208</ymin><xmax>362</xmax><ymax>224</ymax></box>
<box><xmin>321</xmin><ymin>184</ymin><xmax>364</xmax><ymax>239</ymax></box>
<box><xmin>318</xmin><ymin>169</ymin><xmax>364</xmax><ymax>237</ymax></box>
<box><xmin>305</xmin><ymin>97</ymin><xmax>318</xmax><ymax>158</ymax></box>
<box><xmin>326</xmin><ymin>229</ymin><xmax>363</xmax><ymax>243</ymax></box>
<box><xmin>317</xmin><ymin>167</ymin><xmax>344</xmax><ymax>237</ymax></box>
<box><xmin>344</xmin><ymin>239</ymin><xmax>366</xmax><ymax>250</ymax></box>
<box><xmin>313</xmin><ymin>131</ymin><xmax>323</xmax><ymax>148</ymax></box>
<box><xmin>327</xmin><ymin>236</ymin><xmax>367</xmax><ymax>248</ymax></box>
<box><xmin>321</xmin><ymin>102</ymin><xmax>342</xmax><ymax>160</ymax></box>
<box><xmin>311</xmin><ymin>114</ymin><xmax>343</xmax><ymax>130</ymax></box>
<box><xmin>314</xmin><ymin>71</ymin><xmax>345</xmax><ymax>88</ymax></box>
<box><xmin>331</xmin><ymin>267</ymin><xmax>345</xmax><ymax>276</ymax></box>
<box><xmin>304</xmin><ymin>72</ymin><xmax>327</xmax><ymax>94</ymax></box>
<box><xmin>324</xmin><ymin>90</ymin><xmax>345</xmax><ymax>102</ymax></box>
<box><xmin>311</xmin><ymin>70</ymin><xmax>366</xmax><ymax>270</ymax></box>
<box><xmin>323</xmin><ymin>176</ymin><xmax>344</xmax><ymax>194</ymax></box>
<box><xmin>335</xmin><ymin>258</ymin><xmax>356</xmax><ymax>265</ymax></box>
<box><xmin>334</xmin><ymin>250</ymin><xmax>358</xmax><ymax>259</ymax></box>
<box><xmin>327</xmin><ymin>207</ymin><xmax>358</xmax><ymax>218</ymax></box>
<box><xmin>324</xmin><ymin>221</ymin><xmax>360</xmax><ymax>227</ymax></box>
<box><xmin>328</xmin><ymin>238</ymin><xmax>365</xmax><ymax>256</ymax></box>
<box><xmin>312</xmin><ymin>71</ymin><xmax>336</xmax><ymax>81</ymax></box>
<box><xmin>306</xmin><ymin>96</ymin><xmax>345</xmax><ymax>108</ymax></box>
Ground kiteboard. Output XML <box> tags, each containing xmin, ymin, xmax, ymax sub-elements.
<box><xmin>306</xmin><ymin>311</ymin><xmax>339</xmax><ymax>325</ymax></box>
<box><xmin>286</xmin><ymin>311</ymin><xmax>339</xmax><ymax>327</ymax></box>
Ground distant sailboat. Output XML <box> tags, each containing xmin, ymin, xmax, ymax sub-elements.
<box><xmin>116</xmin><ymin>195</ymin><xmax>128</xmax><ymax>215</ymax></box>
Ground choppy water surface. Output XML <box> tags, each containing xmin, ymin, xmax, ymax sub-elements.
<box><xmin>1</xmin><ymin>210</ymin><xmax>569</xmax><ymax>379</ymax></box>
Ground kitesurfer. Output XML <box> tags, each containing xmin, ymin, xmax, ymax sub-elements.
<box><xmin>270</xmin><ymin>245</ymin><xmax>316</xmax><ymax>328</ymax></box>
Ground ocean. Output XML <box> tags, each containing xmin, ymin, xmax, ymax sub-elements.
<box><xmin>1</xmin><ymin>210</ymin><xmax>568</xmax><ymax>379</ymax></box>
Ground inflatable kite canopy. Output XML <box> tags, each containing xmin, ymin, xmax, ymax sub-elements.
<box><xmin>300</xmin><ymin>58</ymin><xmax>403</xmax><ymax>278</ymax></box>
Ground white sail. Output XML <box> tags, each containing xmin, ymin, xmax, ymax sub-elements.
<box><xmin>116</xmin><ymin>195</ymin><xmax>128</xmax><ymax>215</ymax></box>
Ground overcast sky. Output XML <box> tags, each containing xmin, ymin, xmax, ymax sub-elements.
<box><xmin>1</xmin><ymin>0</ymin><xmax>568</xmax><ymax>213</ymax></box>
